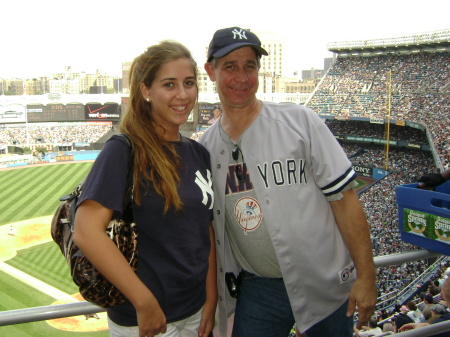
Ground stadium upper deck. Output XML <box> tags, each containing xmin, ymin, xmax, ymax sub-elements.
<box><xmin>307</xmin><ymin>30</ymin><xmax>449</xmax><ymax>169</ymax></box>
<box><xmin>327</xmin><ymin>28</ymin><xmax>450</xmax><ymax>54</ymax></box>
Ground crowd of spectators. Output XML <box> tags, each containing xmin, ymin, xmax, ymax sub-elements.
<box><xmin>339</xmin><ymin>139</ymin><xmax>436</xmax><ymax>299</ymax></box>
<box><xmin>338</xmin><ymin>136</ymin><xmax>450</xmax><ymax>336</ymax></box>
<box><xmin>308</xmin><ymin>50</ymin><xmax>449</xmax><ymax>319</ymax></box>
<box><xmin>308</xmin><ymin>51</ymin><xmax>449</xmax><ymax>169</ymax></box>
<box><xmin>327</xmin><ymin>120</ymin><xmax>429</xmax><ymax>145</ymax></box>
<box><xmin>0</xmin><ymin>124</ymin><xmax>112</xmax><ymax>147</ymax></box>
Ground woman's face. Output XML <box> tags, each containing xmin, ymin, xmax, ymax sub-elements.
<box><xmin>141</xmin><ymin>58</ymin><xmax>197</xmax><ymax>139</ymax></box>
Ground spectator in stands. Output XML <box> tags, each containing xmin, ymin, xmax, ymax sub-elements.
<box><xmin>428</xmin><ymin>304</ymin><xmax>448</xmax><ymax>324</ymax></box>
<box><xmin>201</xmin><ymin>26</ymin><xmax>376</xmax><ymax>337</ymax></box>
<box><xmin>377</xmin><ymin>309</ymin><xmax>389</xmax><ymax>322</ymax></box>
<box><xmin>382</xmin><ymin>322</ymin><xmax>395</xmax><ymax>333</ymax></box>
<box><xmin>430</xmin><ymin>284</ymin><xmax>443</xmax><ymax>304</ymax></box>
<box><xmin>424</xmin><ymin>294</ymin><xmax>437</xmax><ymax>321</ymax></box>
<box><xmin>419</xmin><ymin>167</ymin><xmax>450</xmax><ymax>189</ymax></box>
<box><xmin>435</xmin><ymin>280</ymin><xmax>443</xmax><ymax>292</ymax></box>
<box><xmin>418</xmin><ymin>292</ymin><xmax>428</xmax><ymax>311</ymax></box>
<box><xmin>73</xmin><ymin>41</ymin><xmax>216</xmax><ymax>337</ymax></box>
<box><xmin>392</xmin><ymin>311</ymin><xmax>414</xmax><ymax>333</ymax></box>
<box><xmin>353</xmin><ymin>318</ymin><xmax>383</xmax><ymax>336</ymax></box>
<box><xmin>400</xmin><ymin>277</ymin><xmax>450</xmax><ymax>336</ymax></box>
<box><xmin>407</xmin><ymin>301</ymin><xmax>427</xmax><ymax>323</ymax></box>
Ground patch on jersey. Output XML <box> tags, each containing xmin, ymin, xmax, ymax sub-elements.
<box><xmin>234</xmin><ymin>197</ymin><xmax>263</xmax><ymax>235</ymax></box>
<box><xmin>338</xmin><ymin>262</ymin><xmax>355</xmax><ymax>284</ymax></box>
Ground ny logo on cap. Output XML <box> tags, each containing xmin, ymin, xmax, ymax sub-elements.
<box><xmin>232</xmin><ymin>28</ymin><xmax>247</xmax><ymax>40</ymax></box>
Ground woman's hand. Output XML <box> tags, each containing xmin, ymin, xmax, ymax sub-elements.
<box><xmin>198</xmin><ymin>299</ymin><xmax>216</xmax><ymax>337</ymax></box>
<box><xmin>135</xmin><ymin>297</ymin><xmax>167</xmax><ymax>337</ymax></box>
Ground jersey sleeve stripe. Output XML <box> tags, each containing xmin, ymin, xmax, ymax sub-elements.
<box><xmin>321</xmin><ymin>167</ymin><xmax>357</xmax><ymax>196</ymax></box>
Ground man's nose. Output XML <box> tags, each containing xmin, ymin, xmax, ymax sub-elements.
<box><xmin>235</xmin><ymin>68</ymin><xmax>248</xmax><ymax>82</ymax></box>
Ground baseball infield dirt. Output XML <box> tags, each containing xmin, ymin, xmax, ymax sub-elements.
<box><xmin>1</xmin><ymin>215</ymin><xmax>108</xmax><ymax>332</ymax></box>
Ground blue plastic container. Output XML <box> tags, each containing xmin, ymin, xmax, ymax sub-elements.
<box><xmin>396</xmin><ymin>181</ymin><xmax>450</xmax><ymax>256</ymax></box>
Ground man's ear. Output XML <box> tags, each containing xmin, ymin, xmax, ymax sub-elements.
<box><xmin>204</xmin><ymin>62</ymin><xmax>216</xmax><ymax>82</ymax></box>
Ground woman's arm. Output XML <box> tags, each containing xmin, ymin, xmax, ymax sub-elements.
<box><xmin>73</xmin><ymin>199</ymin><xmax>167</xmax><ymax>337</ymax></box>
<box><xmin>198</xmin><ymin>223</ymin><xmax>217</xmax><ymax>337</ymax></box>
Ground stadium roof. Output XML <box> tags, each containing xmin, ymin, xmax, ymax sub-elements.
<box><xmin>327</xmin><ymin>29</ymin><xmax>450</xmax><ymax>55</ymax></box>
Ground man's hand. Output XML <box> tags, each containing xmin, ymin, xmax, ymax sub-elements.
<box><xmin>400</xmin><ymin>322</ymin><xmax>429</xmax><ymax>331</ymax></box>
<box><xmin>347</xmin><ymin>276</ymin><xmax>377</xmax><ymax>329</ymax></box>
<box><xmin>418</xmin><ymin>173</ymin><xmax>445</xmax><ymax>188</ymax></box>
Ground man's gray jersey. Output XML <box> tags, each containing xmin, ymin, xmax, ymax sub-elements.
<box><xmin>200</xmin><ymin>101</ymin><xmax>357</xmax><ymax>337</ymax></box>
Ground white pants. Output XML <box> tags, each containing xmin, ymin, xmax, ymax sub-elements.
<box><xmin>108</xmin><ymin>308</ymin><xmax>202</xmax><ymax>337</ymax></box>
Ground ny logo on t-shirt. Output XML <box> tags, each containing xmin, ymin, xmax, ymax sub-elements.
<box><xmin>195</xmin><ymin>170</ymin><xmax>214</xmax><ymax>209</ymax></box>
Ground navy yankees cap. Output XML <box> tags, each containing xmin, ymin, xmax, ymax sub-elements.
<box><xmin>207</xmin><ymin>27</ymin><xmax>268</xmax><ymax>62</ymax></box>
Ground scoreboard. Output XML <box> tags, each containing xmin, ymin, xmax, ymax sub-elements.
<box><xmin>26</xmin><ymin>103</ymin><xmax>121</xmax><ymax>122</ymax></box>
<box><xmin>27</xmin><ymin>104</ymin><xmax>85</xmax><ymax>122</ymax></box>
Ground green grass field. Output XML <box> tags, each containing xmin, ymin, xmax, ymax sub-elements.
<box><xmin>5</xmin><ymin>242</ymin><xmax>79</xmax><ymax>294</ymax></box>
<box><xmin>0</xmin><ymin>162</ymin><xmax>109</xmax><ymax>336</ymax></box>
<box><xmin>354</xmin><ymin>179</ymin><xmax>364</xmax><ymax>189</ymax></box>
<box><xmin>0</xmin><ymin>163</ymin><xmax>92</xmax><ymax>226</ymax></box>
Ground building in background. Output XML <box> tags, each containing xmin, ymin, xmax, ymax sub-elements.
<box><xmin>24</xmin><ymin>78</ymin><xmax>49</xmax><ymax>95</ymax></box>
<box><xmin>257</xmin><ymin>31</ymin><xmax>284</xmax><ymax>76</ymax></box>
<box><xmin>121</xmin><ymin>62</ymin><xmax>131</xmax><ymax>94</ymax></box>
<box><xmin>302</xmin><ymin>68</ymin><xmax>325</xmax><ymax>80</ymax></box>
<box><xmin>0</xmin><ymin>29</ymin><xmax>327</xmax><ymax>96</ymax></box>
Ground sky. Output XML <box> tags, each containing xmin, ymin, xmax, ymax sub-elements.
<box><xmin>1</xmin><ymin>0</ymin><xmax>449</xmax><ymax>79</ymax></box>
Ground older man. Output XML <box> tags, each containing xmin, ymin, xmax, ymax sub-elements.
<box><xmin>200</xmin><ymin>26</ymin><xmax>376</xmax><ymax>337</ymax></box>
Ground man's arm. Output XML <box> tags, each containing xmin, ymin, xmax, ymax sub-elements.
<box><xmin>330</xmin><ymin>188</ymin><xmax>377</xmax><ymax>329</ymax></box>
<box><xmin>418</xmin><ymin>167</ymin><xmax>450</xmax><ymax>188</ymax></box>
<box><xmin>400</xmin><ymin>322</ymin><xmax>430</xmax><ymax>331</ymax></box>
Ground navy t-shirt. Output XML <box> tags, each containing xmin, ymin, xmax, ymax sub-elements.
<box><xmin>78</xmin><ymin>135</ymin><xmax>214</xmax><ymax>326</ymax></box>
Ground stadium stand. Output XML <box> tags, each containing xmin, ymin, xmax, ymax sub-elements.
<box><xmin>296</xmin><ymin>46</ymin><xmax>449</xmax><ymax>335</ymax></box>
<box><xmin>308</xmin><ymin>51</ymin><xmax>449</xmax><ymax>169</ymax></box>
<box><xmin>0</xmin><ymin>124</ymin><xmax>112</xmax><ymax>146</ymax></box>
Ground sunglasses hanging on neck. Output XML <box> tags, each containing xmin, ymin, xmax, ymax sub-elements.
<box><xmin>232</xmin><ymin>145</ymin><xmax>245</xmax><ymax>183</ymax></box>
<box><xmin>232</xmin><ymin>145</ymin><xmax>240</xmax><ymax>161</ymax></box>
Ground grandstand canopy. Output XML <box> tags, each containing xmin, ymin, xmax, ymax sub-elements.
<box><xmin>327</xmin><ymin>29</ymin><xmax>450</xmax><ymax>55</ymax></box>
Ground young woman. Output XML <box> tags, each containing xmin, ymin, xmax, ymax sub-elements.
<box><xmin>74</xmin><ymin>40</ymin><xmax>216</xmax><ymax>337</ymax></box>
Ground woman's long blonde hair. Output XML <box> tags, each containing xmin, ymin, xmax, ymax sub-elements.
<box><xmin>120</xmin><ymin>40</ymin><xmax>198</xmax><ymax>213</ymax></box>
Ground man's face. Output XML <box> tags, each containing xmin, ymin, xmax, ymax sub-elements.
<box><xmin>205</xmin><ymin>47</ymin><xmax>259</xmax><ymax>110</ymax></box>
